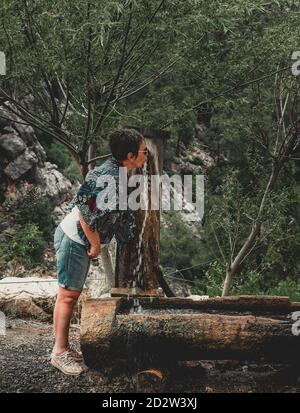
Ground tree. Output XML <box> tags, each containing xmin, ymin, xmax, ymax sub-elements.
<box><xmin>1</xmin><ymin>0</ymin><xmax>300</xmax><ymax>297</ymax></box>
<box><xmin>0</xmin><ymin>0</ymin><xmax>179</xmax><ymax>176</ymax></box>
<box><xmin>222</xmin><ymin>74</ymin><xmax>300</xmax><ymax>296</ymax></box>
<box><xmin>3</xmin><ymin>1</ymin><xmax>298</xmax><ymax>176</ymax></box>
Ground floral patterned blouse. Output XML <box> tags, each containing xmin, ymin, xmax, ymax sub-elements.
<box><xmin>68</xmin><ymin>157</ymin><xmax>136</xmax><ymax>249</ymax></box>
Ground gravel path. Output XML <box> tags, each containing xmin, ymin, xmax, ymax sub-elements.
<box><xmin>0</xmin><ymin>318</ymin><xmax>299</xmax><ymax>393</ymax></box>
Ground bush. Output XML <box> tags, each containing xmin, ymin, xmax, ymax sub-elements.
<box><xmin>0</xmin><ymin>223</ymin><xmax>45</xmax><ymax>266</ymax></box>
<box><xmin>47</xmin><ymin>141</ymin><xmax>71</xmax><ymax>169</ymax></box>
<box><xmin>192</xmin><ymin>261</ymin><xmax>226</xmax><ymax>297</ymax></box>
<box><xmin>63</xmin><ymin>160</ymin><xmax>81</xmax><ymax>184</ymax></box>
<box><xmin>193</xmin><ymin>266</ymin><xmax>300</xmax><ymax>302</ymax></box>
<box><xmin>15</xmin><ymin>189</ymin><xmax>54</xmax><ymax>242</ymax></box>
<box><xmin>37</xmin><ymin>133</ymin><xmax>71</xmax><ymax>170</ymax></box>
<box><xmin>0</xmin><ymin>186</ymin><xmax>55</xmax><ymax>270</ymax></box>
<box><xmin>267</xmin><ymin>278</ymin><xmax>300</xmax><ymax>302</ymax></box>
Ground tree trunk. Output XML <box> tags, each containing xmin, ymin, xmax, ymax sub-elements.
<box><xmin>88</xmin><ymin>143</ymin><xmax>96</xmax><ymax>171</ymax></box>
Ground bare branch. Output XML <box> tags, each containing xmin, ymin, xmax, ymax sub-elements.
<box><xmin>0</xmin><ymin>99</ymin><xmax>77</xmax><ymax>155</ymax></box>
<box><xmin>163</xmin><ymin>65</ymin><xmax>291</xmax><ymax>129</ymax></box>
<box><xmin>112</xmin><ymin>58</ymin><xmax>178</xmax><ymax>104</ymax></box>
<box><xmin>84</xmin><ymin>1</ymin><xmax>94</xmax><ymax>141</ymax></box>
<box><xmin>210</xmin><ymin>223</ymin><xmax>227</xmax><ymax>266</ymax></box>
<box><xmin>93</xmin><ymin>8</ymin><xmax>133</xmax><ymax>135</ymax></box>
<box><xmin>123</xmin><ymin>0</ymin><xmax>166</xmax><ymax>63</ymax></box>
<box><xmin>0</xmin><ymin>90</ymin><xmax>71</xmax><ymax>142</ymax></box>
<box><xmin>86</xmin><ymin>153</ymin><xmax>112</xmax><ymax>165</ymax></box>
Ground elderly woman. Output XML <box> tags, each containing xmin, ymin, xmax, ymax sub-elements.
<box><xmin>51</xmin><ymin>129</ymin><xmax>148</xmax><ymax>375</ymax></box>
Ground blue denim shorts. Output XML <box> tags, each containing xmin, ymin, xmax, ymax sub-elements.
<box><xmin>54</xmin><ymin>225</ymin><xmax>91</xmax><ymax>291</ymax></box>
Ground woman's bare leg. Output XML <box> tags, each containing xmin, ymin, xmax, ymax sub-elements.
<box><xmin>53</xmin><ymin>287</ymin><xmax>81</xmax><ymax>354</ymax></box>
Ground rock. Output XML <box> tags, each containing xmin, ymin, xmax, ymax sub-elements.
<box><xmin>2</xmin><ymin>163</ymin><xmax>72</xmax><ymax>208</ymax></box>
<box><xmin>2</xmin><ymin>297</ymin><xmax>52</xmax><ymax>321</ymax></box>
<box><xmin>4</xmin><ymin>148</ymin><xmax>38</xmax><ymax>180</ymax></box>
<box><xmin>0</xmin><ymin>133</ymin><xmax>26</xmax><ymax>157</ymax></box>
<box><xmin>164</xmin><ymin>272</ymin><xmax>192</xmax><ymax>297</ymax></box>
<box><xmin>171</xmin><ymin>141</ymin><xmax>216</xmax><ymax>175</ymax></box>
<box><xmin>0</xmin><ymin>126</ymin><xmax>17</xmax><ymax>135</ymax></box>
<box><xmin>7</xmin><ymin>122</ymin><xmax>46</xmax><ymax>162</ymax></box>
<box><xmin>0</xmin><ymin>103</ymin><xmax>66</xmax><ymax>208</ymax></box>
<box><xmin>53</xmin><ymin>202</ymin><xmax>71</xmax><ymax>225</ymax></box>
<box><xmin>99</xmin><ymin>293</ymin><xmax>111</xmax><ymax>298</ymax></box>
<box><xmin>0</xmin><ymin>260</ymin><xmax>113</xmax><ymax>319</ymax></box>
<box><xmin>0</xmin><ymin>116</ymin><xmax>10</xmax><ymax>129</ymax></box>
<box><xmin>37</xmin><ymin>162</ymin><xmax>72</xmax><ymax>205</ymax></box>
<box><xmin>0</xmin><ymin>259</ymin><xmax>27</xmax><ymax>278</ymax></box>
<box><xmin>12</xmin><ymin>123</ymin><xmax>36</xmax><ymax>146</ymax></box>
<box><xmin>161</xmin><ymin>178</ymin><xmax>203</xmax><ymax>227</ymax></box>
<box><xmin>33</xmin><ymin>141</ymin><xmax>47</xmax><ymax>163</ymax></box>
<box><xmin>0</xmin><ymin>277</ymin><xmax>58</xmax><ymax>321</ymax></box>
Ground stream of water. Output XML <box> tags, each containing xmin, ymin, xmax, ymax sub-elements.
<box><xmin>131</xmin><ymin>160</ymin><xmax>149</xmax><ymax>290</ymax></box>
<box><xmin>128</xmin><ymin>139</ymin><xmax>161</xmax><ymax>312</ymax></box>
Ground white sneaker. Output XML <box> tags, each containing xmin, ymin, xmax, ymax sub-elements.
<box><xmin>51</xmin><ymin>350</ymin><xmax>83</xmax><ymax>376</ymax></box>
<box><xmin>68</xmin><ymin>344</ymin><xmax>83</xmax><ymax>362</ymax></box>
<box><xmin>68</xmin><ymin>344</ymin><xmax>88</xmax><ymax>372</ymax></box>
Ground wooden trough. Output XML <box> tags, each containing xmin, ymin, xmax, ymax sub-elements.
<box><xmin>80</xmin><ymin>294</ymin><xmax>300</xmax><ymax>370</ymax></box>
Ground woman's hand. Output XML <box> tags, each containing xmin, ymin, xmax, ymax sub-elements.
<box><xmin>87</xmin><ymin>243</ymin><xmax>101</xmax><ymax>258</ymax></box>
<box><xmin>78</xmin><ymin>211</ymin><xmax>101</xmax><ymax>258</ymax></box>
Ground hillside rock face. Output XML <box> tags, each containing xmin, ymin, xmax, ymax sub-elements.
<box><xmin>171</xmin><ymin>141</ymin><xmax>216</xmax><ymax>175</ymax></box>
<box><xmin>0</xmin><ymin>104</ymin><xmax>72</xmax><ymax>206</ymax></box>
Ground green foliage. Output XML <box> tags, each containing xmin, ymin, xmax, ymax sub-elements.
<box><xmin>192</xmin><ymin>261</ymin><xmax>226</xmax><ymax>297</ymax></box>
<box><xmin>1</xmin><ymin>0</ymin><xmax>299</xmax><ymax>295</ymax></box>
<box><xmin>0</xmin><ymin>223</ymin><xmax>45</xmax><ymax>267</ymax></box>
<box><xmin>0</xmin><ymin>188</ymin><xmax>54</xmax><ymax>269</ymax></box>
<box><xmin>37</xmin><ymin>133</ymin><xmax>72</xmax><ymax>170</ymax></box>
<box><xmin>46</xmin><ymin>141</ymin><xmax>71</xmax><ymax>170</ymax></box>
<box><xmin>268</xmin><ymin>278</ymin><xmax>300</xmax><ymax>302</ymax></box>
<box><xmin>3</xmin><ymin>0</ymin><xmax>298</xmax><ymax>144</ymax></box>
<box><xmin>193</xmin><ymin>165</ymin><xmax>300</xmax><ymax>297</ymax></box>
<box><xmin>160</xmin><ymin>211</ymin><xmax>206</xmax><ymax>281</ymax></box>
<box><xmin>14</xmin><ymin>189</ymin><xmax>54</xmax><ymax>242</ymax></box>
<box><xmin>37</xmin><ymin>132</ymin><xmax>82</xmax><ymax>183</ymax></box>
<box><xmin>63</xmin><ymin>160</ymin><xmax>81</xmax><ymax>184</ymax></box>
<box><xmin>193</xmin><ymin>267</ymin><xmax>300</xmax><ymax>301</ymax></box>
<box><xmin>194</xmin><ymin>263</ymin><xmax>268</xmax><ymax>298</ymax></box>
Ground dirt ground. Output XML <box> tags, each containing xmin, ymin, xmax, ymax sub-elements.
<box><xmin>0</xmin><ymin>318</ymin><xmax>299</xmax><ymax>393</ymax></box>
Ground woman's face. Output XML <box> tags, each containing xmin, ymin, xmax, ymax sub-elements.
<box><xmin>130</xmin><ymin>140</ymin><xmax>148</xmax><ymax>169</ymax></box>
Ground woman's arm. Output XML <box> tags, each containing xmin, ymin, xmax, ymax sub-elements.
<box><xmin>79</xmin><ymin>212</ymin><xmax>101</xmax><ymax>258</ymax></box>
